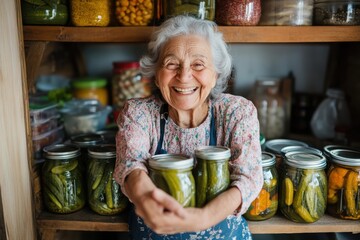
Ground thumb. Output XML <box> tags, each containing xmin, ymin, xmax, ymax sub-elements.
<box><xmin>151</xmin><ymin>188</ymin><xmax>186</xmax><ymax>219</ymax></box>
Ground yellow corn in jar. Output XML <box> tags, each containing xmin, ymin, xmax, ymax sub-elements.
<box><xmin>70</xmin><ymin>0</ymin><xmax>111</xmax><ymax>26</ymax></box>
<box><xmin>115</xmin><ymin>0</ymin><xmax>154</xmax><ymax>26</ymax></box>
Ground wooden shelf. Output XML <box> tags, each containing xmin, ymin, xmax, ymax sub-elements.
<box><xmin>23</xmin><ymin>26</ymin><xmax>360</xmax><ymax>43</ymax></box>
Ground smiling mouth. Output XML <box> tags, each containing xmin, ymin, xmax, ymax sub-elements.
<box><xmin>173</xmin><ymin>87</ymin><xmax>198</xmax><ymax>94</ymax></box>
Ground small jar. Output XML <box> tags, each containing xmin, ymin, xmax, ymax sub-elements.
<box><xmin>70</xmin><ymin>0</ymin><xmax>111</xmax><ymax>26</ymax></box>
<box><xmin>163</xmin><ymin>0</ymin><xmax>215</xmax><ymax>21</ymax></box>
<box><xmin>215</xmin><ymin>0</ymin><xmax>261</xmax><ymax>26</ymax></box>
<box><xmin>244</xmin><ymin>152</ymin><xmax>278</xmax><ymax>221</ymax></box>
<box><xmin>326</xmin><ymin>147</ymin><xmax>360</xmax><ymax>220</ymax></box>
<box><xmin>275</xmin><ymin>0</ymin><xmax>314</xmax><ymax>25</ymax></box>
<box><xmin>72</xmin><ymin>78</ymin><xmax>109</xmax><ymax>106</ymax></box>
<box><xmin>194</xmin><ymin>146</ymin><xmax>231</xmax><ymax>207</ymax></box>
<box><xmin>22</xmin><ymin>0</ymin><xmax>69</xmax><ymax>25</ymax></box>
<box><xmin>280</xmin><ymin>151</ymin><xmax>327</xmax><ymax>223</ymax></box>
<box><xmin>115</xmin><ymin>0</ymin><xmax>154</xmax><ymax>26</ymax></box>
<box><xmin>42</xmin><ymin>144</ymin><xmax>85</xmax><ymax>214</ymax></box>
<box><xmin>149</xmin><ymin>154</ymin><xmax>195</xmax><ymax>207</ymax></box>
<box><xmin>87</xmin><ymin>145</ymin><xmax>129</xmax><ymax>215</ymax></box>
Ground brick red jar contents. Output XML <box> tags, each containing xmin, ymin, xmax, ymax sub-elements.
<box><xmin>215</xmin><ymin>0</ymin><xmax>261</xmax><ymax>25</ymax></box>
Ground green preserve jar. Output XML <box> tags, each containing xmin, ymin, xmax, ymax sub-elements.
<box><xmin>149</xmin><ymin>154</ymin><xmax>195</xmax><ymax>207</ymax></box>
<box><xmin>71</xmin><ymin>133</ymin><xmax>104</xmax><ymax>169</ymax></box>
<box><xmin>163</xmin><ymin>0</ymin><xmax>215</xmax><ymax>21</ymax></box>
<box><xmin>87</xmin><ymin>144</ymin><xmax>128</xmax><ymax>215</ymax></box>
<box><xmin>42</xmin><ymin>144</ymin><xmax>85</xmax><ymax>214</ymax></box>
<box><xmin>245</xmin><ymin>152</ymin><xmax>278</xmax><ymax>221</ymax></box>
<box><xmin>280</xmin><ymin>151</ymin><xmax>327</xmax><ymax>223</ymax></box>
<box><xmin>194</xmin><ymin>146</ymin><xmax>230</xmax><ymax>207</ymax></box>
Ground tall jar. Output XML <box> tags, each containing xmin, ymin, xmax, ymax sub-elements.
<box><xmin>115</xmin><ymin>0</ymin><xmax>154</xmax><ymax>26</ymax></box>
<box><xmin>215</xmin><ymin>0</ymin><xmax>261</xmax><ymax>26</ymax></box>
<box><xmin>194</xmin><ymin>146</ymin><xmax>231</xmax><ymax>207</ymax></box>
<box><xmin>326</xmin><ymin>147</ymin><xmax>360</xmax><ymax>220</ymax></box>
<box><xmin>149</xmin><ymin>154</ymin><xmax>196</xmax><ymax>207</ymax></box>
<box><xmin>244</xmin><ymin>152</ymin><xmax>278</xmax><ymax>221</ymax></box>
<box><xmin>280</xmin><ymin>151</ymin><xmax>327</xmax><ymax>223</ymax></box>
<box><xmin>87</xmin><ymin>145</ymin><xmax>129</xmax><ymax>215</ymax></box>
<box><xmin>22</xmin><ymin>0</ymin><xmax>69</xmax><ymax>25</ymax></box>
<box><xmin>42</xmin><ymin>144</ymin><xmax>85</xmax><ymax>214</ymax></box>
<box><xmin>70</xmin><ymin>0</ymin><xmax>111</xmax><ymax>26</ymax></box>
<box><xmin>163</xmin><ymin>0</ymin><xmax>215</xmax><ymax>21</ymax></box>
<box><xmin>72</xmin><ymin>78</ymin><xmax>109</xmax><ymax>106</ymax></box>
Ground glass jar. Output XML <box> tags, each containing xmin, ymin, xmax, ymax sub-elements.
<box><xmin>115</xmin><ymin>0</ymin><xmax>154</xmax><ymax>26</ymax></box>
<box><xmin>194</xmin><ymin>146</ymin><xmax>231</xmax><ymax>207</ymax></box>
<box><xmin>42</xmin><ymin>144</ymin><xmax>85</xmax><ymax>214</ymax></box>
<box><xmin>326</xmin><ymin>147</ymin><xmax>360</xmax><ymax>220</ymax></box>
<box><xmin>87</xmin><ymin>145</ymin><xmax>129</xmax><ymax>215</ymax></box>
<box><xmin>149</xmin><ymin>154</ymin><xmax>195</xmax><ymax>207</ymax></box>
<box><xmin>215</xmin><ymin>0</ymin><xmax>261</xmax><ymax>25</ymax></box>
<box><xmin>244</xmin><ymin>152</ymin><xmax>278</xmax><ymax>221</ymax></box>
<box><xmin>314</xmin><ymin>0</ymin><xmax>360</xmax><ymax>25</ymax></box>
<box><xmin>275</xmin><ymin>0</ymin><xmax>314</xmax><ymax>25</ymax></box>
<box><xmin>22</xmin><ymin>0</ymin><xmax>69</xmax><ymax>25</ymax></box>
<box><xmin>280</xmin><ymin>151</ymin><xmax>327</xmax><ymax>223</ymax></box>
<box><xmin>70</xmin><ymin>0</ymin><xmax>111</xmax><ymax>26</ymax></box>
<box><xmin>163</xmin><ymin>0</ymin><xmax>215</xmax><ymax>21</ymax></box>
<box><xmin>72</xmin><ymin>78</ymin><xmax>109</xmax><ymax>106</ymax></box>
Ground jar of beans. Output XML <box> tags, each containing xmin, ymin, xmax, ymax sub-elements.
<box><xmin>115</xmin><ymin>0</ymin><xmax>154</xmax><ymax>26</ymax></box>
<box><xmin>70</xmin><ymin>0</ymin><xmax>111</xmax><ymax>26</ymax></box>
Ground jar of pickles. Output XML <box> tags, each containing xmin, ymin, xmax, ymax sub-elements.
<box><xmin>115</xmin><ymin>0</ymin><xmax>154</xmax><ymax>26</ymax></box>
<box><xmin>22</xmin><ymin>0</ymin><xmax>69</xmax><ymax>25</ymax></box>
<box><xmin>42</xmin><ymin>144</ymin><xmax>85</xmax><ymax>214</ymax></box>
<box><xmin>70</xmin><ymin>0</ymin><xmax>112</xmax><ymax>26</ymax></box>
<box><xmin>326</xmin><ymin>146</ymin><xmax>360</xmax><ymax>220</ymax></box>
<box><xmin>163</xmin><ymin>0</ymin><xmax>215</xmax><ymax>21</ymax></box>
<box><xmin>215</xmin><ymin>0</ymin><xmax>261</xmax><ymax>25</ymax></box>
<box><xmin>149</xmin><ymin>154</ymin><xmax>195</xmax><ymax>207</ymax></box>
<box><xmin>280</xmin><ymin>151</ymin><xmax>327</xmax><ymax>223</ymax></box>
<box><xmin>87</xmin><ymin>145</ymin><xmax>129</xmax><ymax>215</ymax></box>
<box><xmin>245</xmin><ymin>152</ymin><xmax>278</xmax><ymax>221</ymax></box>
<box><xmin>194</xmin><ymin>146</ymin><xmax>230</xmax><ymax>207</ymax></box>
<box><xmin>72</xmin><ymin>78</ymin><xmax>109</xmax><ymax>106</ymax></box>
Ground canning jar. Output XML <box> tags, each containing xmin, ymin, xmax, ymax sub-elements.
<box><xmin>326</xmin><ymin>146</ymin><xmax>360</xmax><ymax>220</ymax></box>
<box><xmin>314</xmin><ymin>0</ymin><xmax>360</xmax><ymax>25</ymax></box>
<box><xmin>72</xmin><ymin>78</ymin><xmax>109</xmax><ymax>106</ymax></box>
<box><xmin>194</xmin><ymin>146</ymin><xmax>231</xmax><ymax>207</ymax></box>
<box><xmin>70</xmin><ymin>0</ymin><xmax>111</xmax><ymax>26</ymax></box>
<box><xmin>163</xmin><ymin>0</ymin><xmax>215</xmax><ymax>21</ymax></box>
<box><xmin>115</xmin><ymin>0</ymin><xmax>154</xmax><ymax>26</ymax></box>
<box><xmin>244</xmin><ymin>152</ymin><xmax>278</xmax><ymax>221</ymax></box>
<box><xmin>87</xmin><ymin>145</ymin><xmax>129</xmax><ymax>215</ymax></box>
<box><xmin>42</xmin><ymin>144</ymin><xmax>85</xmax><ymax>213</ymax></box>
<box><xmin>215</xmin><ymin>0</ymin><xmax>261</xmax><ymax>25</ymax></box>
<box><xmin>149</xmin><ymin>154</ymin><xmax>195</xmax><ymax>207</ymax></box>
<box><xmin>22</xmin><ymin>0</ymin><xmax>69</xmax><ymax>25</ymax></box>
<box><xmin>280</xmin><ymin>151</ymin><xmax>327</xmax><ymax>223</ymax></box>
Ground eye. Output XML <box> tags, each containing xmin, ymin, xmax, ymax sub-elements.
<box><xmin>163</xmin><ymin>60</ymin><xmax>180</xmax><ymax>71</ymax></box>
<box><xmin>191</xmin><ymin>62</ymin><xmax>205</xmax><ymax>71</ymax></box>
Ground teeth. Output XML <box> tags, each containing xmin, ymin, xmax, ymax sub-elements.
<box><xmin>174</xmin><ymin>87</ymin><xmax>196</xmax><ymax>93</ymax></box>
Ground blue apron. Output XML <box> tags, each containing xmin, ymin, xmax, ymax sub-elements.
<box><xmin>128</xmin><ymin>104</ymin><xmax>252</xmax><ymax>240</ymax></box>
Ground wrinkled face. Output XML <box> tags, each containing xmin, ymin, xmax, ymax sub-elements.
<box><xmin>156</xmin><ymin>35</ymin><xmax>217</xmax><ymax>111</ymax></box>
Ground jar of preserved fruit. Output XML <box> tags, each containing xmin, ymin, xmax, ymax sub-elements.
<box><xmin>245</xmin><ymin>152</ymin><xmax>278</xmax><ymax>221</ymax></box>
<box><xmin>72</xmin><ymin>78</ymin><xmax>109</xmax><ymax>106</ymax></box>
<box><xmin>42</xmin><ymin>144</ymin><xmax>85</xmax><ymax>213</ymax></box>
<box><xmin>280</xmin><ymin>151</ymin><xmax>327</xmax><ymax>223</ymax></box>
<box><xmin>215</xmin><ymin>0</ymin><xmax>261</xmax><ymax>26</ymax></box>
<box><xmin>22</xmin><ymin>0</ymin><xmax>69</xmax><ymax>25</ymax></box>
<box><xmin>326</xmin><ymin>146</ymin><xmax>360</xmax><ymax>220</ymax></box>
<box><xmin>87</xmin><ymin>145</ymin><xmax>129</xmax><ymax>215</ymax></box>
<box><xmin>194</xmin><ymin>146</ymin><xmax>231</xmax><ymax>207</ymax></box>
<box><xmin>115</xmin><ymin>0</ymin><xmax>154</xmax><ymax>26</ymax></box>
<box><xmin>70</xmin><ymin>0</ymin><xmax>111</xmax><ymax>26</ymax></box>
<box><xmin>163</xmin><ymin>0</ymin><xmax>215</xmax><ymax>21</ymax></box>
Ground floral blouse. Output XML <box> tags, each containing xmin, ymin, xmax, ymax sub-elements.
<box><xmin>114</xmin><ymin>93</ymin><xmax>263</xmax><ymax>215</ymax></box>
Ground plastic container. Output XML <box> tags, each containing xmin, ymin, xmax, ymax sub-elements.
<box><xmin>31</xmin><ymin>115</ymin><xmax>60</xmax><ymax>137</ymax></box>
<box><xmin>29</xmin><ymin>96</ymin><xmax>59</xmax><ymax>125</ymax></box>
<box><xmin>314</xmin><ymin>0</ymin><xmax>360</xmax><ymax>25</ymax></box>
<box><xmin>115</xmin><ymin>0</ymin><xmax>154</xmax><ymax>26</ymax></box>
<box><xmin>22</xmin><ymin>0</ymin><xmax>69</xmax><ymax>25</ymax></box>
<box><xmin>244</xmin><ymin>152</ymin><xmax>278</xmax><ymax>221</ymax></box>
<box><xmin>42</xmin><ymin>144</ymin><xmax>85</xmax><ymax>213</ymax></box>
<box><xmin>70</xmin><ymin>0</ymin><xmax>111</xmax><ymax>26</ymax></box>
<box><xmin>72</xmin><ymin>78</ymin><xmax>109</xmax><ymax>106</ymax></box>
<box><xmin>326</xmin><ymin>146</ymin><xmax>360</xmax><ymax>220</ymax></box>
<box><xmin>194</xmin><ymin>146</ymin><xmax>231</xmax><ymax>207</ymax></box>
<box><xmin>32</xmin><ymin>125</ymin><xmax>65</xmax><ymax>160</ymax></box>
<box><xmin>280</xmin><ymin>151</ymin><xmax>327</xmax><ymax>223</ymax></box>
<box><xmin>163</xmin><ymin>0</ymin><xmax>215</xmax><ymax>21</ymax></box>
<box><xmin>149</xmin><ymin>154</ymin><xmax>195</xmax><ymax>207</ymax></box>
<box><xmin>215</xmin><ymin>0</ymin><xmax>261</xmax><ymax>25</ymax></box>
<box><xmin>87</xmin><ymin>145</ymin><xmax>128</xmax><ymax>215</ymax></box>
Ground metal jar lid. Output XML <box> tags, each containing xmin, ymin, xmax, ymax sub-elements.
<box><xmin>262</xmin><ymin>152</ymin><xmax>276</xmax><ymax>167</ymax></box>
<box><xmin>71</xmin><ymin>133</ymin><xmax>104</xmax><ymax>148</ymax></box>
<box><xmin>329</xmin><ymin>148</ymin><xmax>360</xmax><ymax>167</ymax></box>
<box><xmin>43</xmin><ymin>144</ymin><xmax>81</xmax><ymax>160</ymax></box>
<box><xmin>281</xmin><ymin>146</ymin><xmax>323</xmax><ymax>157</ymax></box>
<box><xmin>265</xmin><ymin>139</ymin><xmax>308</xmax><ymax>155</ymax></box>
<box><xmin>149</xmin><ymin>154</ymin><xmax>194</xmax><ymax>170</ymax></box>
<box><xmin>88</xmin><ymin>144</ymin><xmax>116</xmax><ymax>159</ymax></box>
<box><xmin>195</xmin><ymin>146</ymin><xmax>231</xmax><ymax>161</ymax></box>
<box><xmin>285</xmin><ymin>151</ymin><xmax>326</xmax><ymax>169</ymax></box>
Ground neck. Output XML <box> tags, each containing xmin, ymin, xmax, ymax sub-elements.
<box><xmin>169</xmin><ymin>103</ymin><xmax>209</xmax><ymax>128</ymax></box>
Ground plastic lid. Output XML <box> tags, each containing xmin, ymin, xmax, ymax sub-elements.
<box><xmin>265</xmin><ymin>139</ymin><xmax>308</xmax><ymax>155</ymax></box>
<box><xmin>149</xmin><ymin>154</ymin><xmax>194</xmax><ymax>170</ymax></box>
<box><xmin>195</xmin><ymin>146</ymin><xmax>231</xmax><ymax>161</ymax></box>
<box><xmin>72</xmin><ymin>78</ymin><xmax>107</xmax><ymax>89</ymax></box>
<box><xmin>113</xmin><ymin>61</ymin><xmax>140</xmax><ymax>71</ymax></box>
<box><xmin>88</xmin><ymin>144</ymin><xmax>116</xmax><ymax>159</ymax></box>
<box><xmin>262</xmin><ymin>152</ymin><xmax>276</xmax><ymax>167</ymax></box>
<box><xmin>43</xmin><ymin>144</ymin><xmax>81</xmax><ymax>160</ymax></box>
<box><xmin>285</xmin><ymin>151</ymin><xmax>327</xmax><ymax>169</ymax></box>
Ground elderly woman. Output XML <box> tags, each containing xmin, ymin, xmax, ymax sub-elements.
<box><xmin>114</xmin><ymin>15</ymin><xmax>263</xmax><ymax>239</ymax></box>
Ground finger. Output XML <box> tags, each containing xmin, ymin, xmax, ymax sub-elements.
<box><xmin>152</xmin><ymin>188</ymin><xmax>186</xmax><ymax>218</ymax></box>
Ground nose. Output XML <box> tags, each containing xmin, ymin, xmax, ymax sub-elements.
<box><xmin>176</xmin><ymin>65</ymin><xmax>192</xmax><ymax>82</ymax></box>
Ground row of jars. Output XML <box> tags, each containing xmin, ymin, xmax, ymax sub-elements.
<box><xmin>21</xmin><ymin>0</ymin><xmax>360</xmax><ymax>26</ymax></box>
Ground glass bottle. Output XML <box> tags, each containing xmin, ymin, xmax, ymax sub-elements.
<box><xmin>70</xmin><ymin>0</ymin><xmax>112</xmax><ymax>26</ymax></box>
<box><xmin>163</xmin><ymin>0</ymin><xmax>215</xmax><ymax>21</ymax></box>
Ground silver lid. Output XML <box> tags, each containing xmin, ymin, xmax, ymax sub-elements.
<box><xmin>281</xmin><ymin>146</ymin><xmax>322</xmax><ymax>157</ymax></box>
<box><xmin>265</xmin><ymin>139</ymin><xmax>308</xmax><ymax>155</ymax></box>
<box><xmin>43</xmin><ymin>144</ymin><xmax>81</xmax><ymax>160</ymax></box>
<box><xmin>195</xmin><ymin>146</ymin><xmax>231</xmax><ymax>161</ymax></box>
<box><xmin>285</xmin><ymin>151</ymin><xmax>326</xmax><ymax>169</ymax></box>
<box><xmin>329</xmin><ymin>149</ymin><xmax>360</xmax><ymax>167</ymax></box>
<box><xmin>88</xmin><ymin>144</ymin><xmax>116</xmax><ymax>159</ymax></box>
<box><xmin>70</xmin><ymin>133</ymin><xmax>104</xmax><ymax>147</ymax></box>
<box><xmin>149</xmin><ymin>154</ymin><xmax>194</xmax><ymax>170</ymax></box>
<box><xmin>262</xmin><ymin>152</ymin><xmax>276</xmax><ymax>167</ymax></box>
